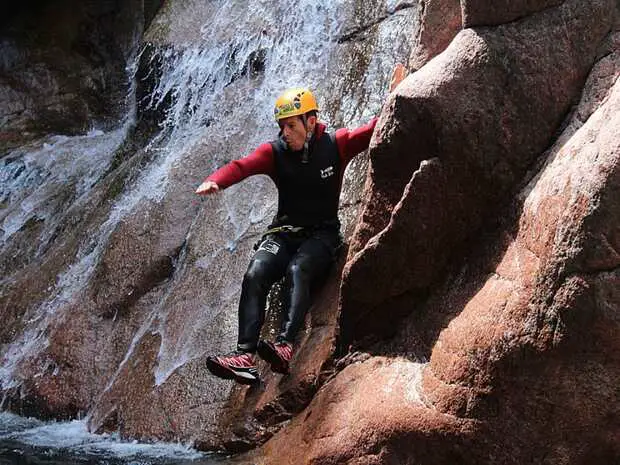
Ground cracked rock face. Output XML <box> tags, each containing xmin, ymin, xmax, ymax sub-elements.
<box><xmin>409</xmin><ymin>0</ymin><xmax>462</xmax><ymax>70</ymax></box>
<box><xmin>461</xmin><ymin>0</ymin><xmax>565</xmax><ymax>27</ymax></box>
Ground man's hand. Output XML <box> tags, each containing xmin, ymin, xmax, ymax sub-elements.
<box><xmin>389</xmin><ymin>63</ymin><xmax>407</xmax><ymax>93</ymax></box>
<box><xmin>195</xmin><ymin>180</ymin><xmax>220</xmax><ymax>195</ymax></box>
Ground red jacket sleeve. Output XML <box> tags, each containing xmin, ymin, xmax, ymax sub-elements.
<box><xmin>205</xmin><ymin>142</ymin><xmax>275</xmax><ymax>189</ymax></box>
<box><xmin>334</xmin><ymin>117</ymin><xmax>378</xmax><ymax>165</ymax></box>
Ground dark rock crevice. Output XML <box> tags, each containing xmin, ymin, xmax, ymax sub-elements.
<box><xmin>0</xmin><ymin>0</ymin><xmax>164</xmax><ymax>150</ymax></box>
<box><xmin>461</xmin><ymin>0</ymin><xmax>566</xmax><ymax>29</ymax></box>
<box><xmin>337</xmin><ymin>3</ymin><xmax>417</xmax><ymax>43</ymax></box>
<box><xmin>96</xmin><ymin>244</ymin><xmax>183</xmax><ymax>319</ymax></box>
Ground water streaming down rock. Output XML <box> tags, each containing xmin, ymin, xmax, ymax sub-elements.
<box><xmin>0</xmin><ymin>13</ymin><xmax>143</xmax><ymax>395</ymax></box>
<box><xmin>85</xmin><ymin>0</ymin><xmax>417</xmax><ymax>449</ymax></box>
<box><xmin>1</xmin><ymin>0</ymin><xmax>417</xmax><ymax>451</ymax></box>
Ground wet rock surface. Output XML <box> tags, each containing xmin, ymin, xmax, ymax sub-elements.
<box><xmin>0</xmin><ymin>0</ymin><xmax>163</xmax><ymax>150</ymax></box>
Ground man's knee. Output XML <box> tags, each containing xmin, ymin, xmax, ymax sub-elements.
<box><xmin>285</xmin><ymin>260</ymin><xmax>304</xmax><ymax>280</ymax></box>
<box><xmin>286</xmin><ymin>255</ymin><xmax>320</xmax><ymax>283</ymax></box>
<box><xmin>244</xmin><ymin>258</ymin><xmax>275</xmax><ymax>289</ymax></box>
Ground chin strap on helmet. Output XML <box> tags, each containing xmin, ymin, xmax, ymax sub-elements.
<box><xmin>301</xmin><ymin>114</ymin><xmax>311</xmax><ymax>164</ymax></box>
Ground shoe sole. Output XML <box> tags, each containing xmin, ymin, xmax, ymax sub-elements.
<box><xmin>205</xmin><ymin>357</ymin><xmax>259</xmax><ymax>385</ymax></box>
<box><xmin>257</xmin><ymin>341</ymin><xmax>289</xmax><ymax>374</ymax></box>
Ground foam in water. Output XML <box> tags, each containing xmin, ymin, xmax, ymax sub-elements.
<box><xmin>0</xmin><ymin>412</ymin><xmax>204</xmax><ymax>460</ymax></box>
<box><xmin>0</xmin><ymin>128</ymin><xmax>126</xmax><ymax>243</ymax></box>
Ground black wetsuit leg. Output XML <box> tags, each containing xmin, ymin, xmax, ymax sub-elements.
<box><xmin>237</xmin><ymin>235</ymin><xmax>291</xmax><ymax>352</ymax></box>
<box><xmin>278</xmin><ymin>228</ymin><xmax>342</xmax><ymax>343</ymax></box>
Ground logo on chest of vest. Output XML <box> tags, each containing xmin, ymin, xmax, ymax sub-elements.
<box><xmin>320</xmin><ymin>166</ymin><xmax>335</xmax><ymax>179</ymax></box>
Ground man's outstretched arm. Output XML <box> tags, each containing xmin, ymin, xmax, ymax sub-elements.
<box><xmin>196</xmin><ymin>143</ymin><xmax>275</xmax><ymax>195</ymax></box>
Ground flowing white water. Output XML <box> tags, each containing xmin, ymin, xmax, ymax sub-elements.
<box><xmin>0</xmin><ymin>412</ymin><xmax>207</xmax><ymax>462</ymax></box>
<box><xmin>0</xmin><ymin>33</ymin><xmax>141</xmax><ymax>391</ymax></box>
<box><xmin>140</xmin><ymin>1</ymin><xmax>346</xmax><ymax>190</ymax></box>
<box><xmin>1</xmin><ymin>129</ymin><xmax>120</xmax><ymax>242</ymax></box>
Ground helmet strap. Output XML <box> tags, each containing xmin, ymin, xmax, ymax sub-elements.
<box><xmin>301</xmin><ymin>113</ymin><xmax>312</xmax><ymax>163</ymax></box>
<box><xmin>301</xmin><ymin>114</ymin><xmax>309</xmax><ymax>132</ymax></box>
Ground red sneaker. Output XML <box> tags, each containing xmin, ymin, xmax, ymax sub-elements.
<box><xmin>257</xmin><ymin>340</ymin><xmax>293</xmax><ymax>374</ymax></box>
<box><xmin>206</xmin><ymin>351</ymin><xmax>259</xmax><ymax>385</ymax></box>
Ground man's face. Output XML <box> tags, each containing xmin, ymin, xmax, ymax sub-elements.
<box><xmin>279</xmin><ymin>115</ymin><xmax>316</xmax><ymax>151</ymax></box>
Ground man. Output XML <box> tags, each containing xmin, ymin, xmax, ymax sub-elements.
<box><xmin>196</xmin><ymin>65</ymin><xmax>406</xmax><ymax>385</ymax></box>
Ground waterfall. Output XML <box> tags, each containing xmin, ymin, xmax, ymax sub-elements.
<box><xmin>0</xmin><ymin>48</ymin><xmax>140</xmax><ymax>393</ymax></box>
<box><xmin>0</xmin><ymin>2</ymin><xmax>146</xmax><ymax>392</ymax></box>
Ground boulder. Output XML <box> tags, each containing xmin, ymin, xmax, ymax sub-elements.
<box><xmin>342</xmin><ymin>0</ymin><xmax>614</xmax><ymax>345</ymax></box>
<box><xmin>422</xmin><ymin>68</ymin><xmax>620</xmax><ymax>464</ymax></box>
<box><xmin>259</xmin><ymin>357</ymin><xmax>477</xmax><ymax>465</ymax></box>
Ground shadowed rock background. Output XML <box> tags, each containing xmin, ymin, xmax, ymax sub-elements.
<box><xmin>1</xmin><ymin>0</ymin><xmax>618</xmax><ymax>464</ymax></box>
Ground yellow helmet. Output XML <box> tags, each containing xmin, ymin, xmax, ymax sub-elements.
<box><xmin>273</xmin><ymin>87</ymin><xmax>319</xmax><ymax>121</ymax></box>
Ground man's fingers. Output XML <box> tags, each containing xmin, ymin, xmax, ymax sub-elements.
<box><xmin>196</xmin><ymin>181</ymin><xmax>219</xmax><ymax>195</ymax></box>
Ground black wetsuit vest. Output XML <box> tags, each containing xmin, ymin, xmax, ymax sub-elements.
<box><xmin>270</xmin><ymin>132</ymin><xmax>341</xmax><ymax>228</ymax></box>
